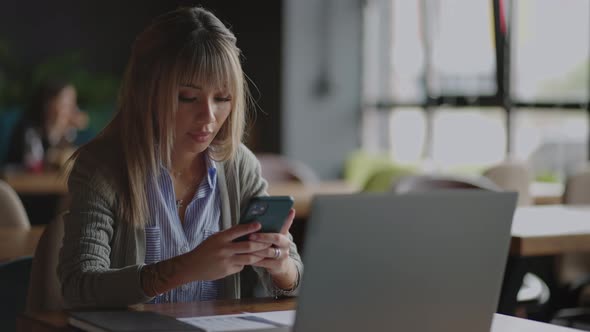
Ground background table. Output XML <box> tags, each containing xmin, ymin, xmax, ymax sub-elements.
<box><xmin>267</xmin><ymin>181</ymin><xmax>358</xmax><ymax>218</ymax></box>
<box><xmin>510</xmin><ymin>205</ymin><xmax>590</xmax><ymax>256</ymax></box>
<box><xmin>0</xmin><ymin>226</ymin><xmax>44</xmax><ymax>262</ymax></box>
<box><xmin>4</xmin><ymin>172</ymin><xmax>359</xmax><ymax>220</ymax></box>
<box><xmin>531</xmin><ymin>182</ymin><xmax>564</xmax><ymax>206</ymax></box>
<box><xmin>4</xmin><ymin>172</ymin><xmax>67</xmax><ymax>195</ymax></box>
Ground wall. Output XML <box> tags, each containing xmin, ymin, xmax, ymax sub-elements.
<box><xmin>282</xmin><ymin>0</ymin><xmax>363</xmax><ymax>179</ymax></box>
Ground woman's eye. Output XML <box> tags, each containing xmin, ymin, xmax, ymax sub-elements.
<box><xmin>179</xmin><ymin>95</ymin><xmax>197</xmax><ymax>103</ymax></box>
<box><xmin>215</xmin><ymin>96</ymin><xmax>232</xmax><ymax>102</ymax></box>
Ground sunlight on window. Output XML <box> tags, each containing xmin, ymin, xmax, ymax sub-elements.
<box><xmin>512</xmin><ymin>0</ymin><xmax>590</xmax><ymax>102</ymax></box>
<box><xmin>391</xmin><ymin>1</ymin><xmax>424</xmax><ymax>102</ymax></box>
<box><xmin>432</xmin><ymin>108</ymin><xmax>506</xmax><ymax>171</ymax></box>
<box><xmin>388</xmin><ymin>107</ymin><xmax>507</xmax><ymax>172</ymax></box>
<box><xmin>389</xmin><ymin>108</ymin><xmax>425</xmax><ymax>164</ymax></box>
<box><xmin>429</xmin><ymin>0</ymin><xmax>496</xmax><ymax>96</ymax></box>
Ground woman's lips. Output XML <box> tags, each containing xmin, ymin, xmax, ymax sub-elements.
<box><xmin>187</xmin><ymin>131</ymin><xmax>212</xmax><ymax>142</ymax></box>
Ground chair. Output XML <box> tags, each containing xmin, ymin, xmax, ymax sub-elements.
<box><xmin>552</xmin><ymin>275</ymin><xmax>590</xmax><ymax>330</ymax></box>
<box><xmin>563</xmin><ymin>167</ymin><xmax>590</xmax><ymax>205</ymax></box>
<box><xmin>0</xmin><ymin>179</ymin><xmax>30</xmax><ymax>229</ymax></box>
<box><xmin>343</xmin><ymin>150</ymin><xmax>394</xmax><ymax>188</ymax></box>
<box><xmin>0</xmin><ymin>256</ymin><xmax>33</xmax><ymax>332</ymax></box>
<box><xmin>391</xmin><ymin>174</ymin><xmax>550</xmax><ymax>316</ymax></box>
<box><xmin>551</xmin><ymin>307</ymin><xmax>590</xmax><ymax>330</ymax></box>
<box><xmin>551</xmin><ymin>168</ymin><xmax>590</xmax><ymax>327</ymax></box>
<box><xmin>391</xmin><ymin>174</ymin><xmax>500</xmax><ymax>193</ymax></box>
<box><xmin>362</xmin><ymin>165</ymin><xmax>415</xmax><ymax>193</ymax></box>
<box><xmin>25</xmin><ymin>215</ymin><xmax>65</xmax><ymax>313</ymax></box>
<box><xmin>483</xmin><ymin>161</ymin><xmax>533</xmax><ymax>206</ymax></box>
<box><xmin>483</xmin><ymin>162</ymin><xmax>551</xmax><ymax>315</ymax></box>
<box><xmin>256</xmin><ymin>153</ymin><xmax>319</xmax><ymax>184</ymax></box>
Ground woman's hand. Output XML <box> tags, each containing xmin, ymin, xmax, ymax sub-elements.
<box><xmin>183</xmin><ymin>222</ymin><xmax>272</xmax><ymax>281</ymax></box>
<box><xmin>141</xmin><ymin>222</ymin><xmax>272</xmax><ymax>297</ymax></box>
<box><xmin>69</xmin><ymin>110</ymin><xmax>89</xmax><ymax>130</ymax></box>
<box><xmin>249</xmin><ymin>209</ymin><xmax>299</xmax><ymax>290</ymax></box>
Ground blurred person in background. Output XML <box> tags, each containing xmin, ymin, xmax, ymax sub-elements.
<box><xmin>5</xmin><ymin>80</ymin><xmax>88</xmax><ymax>172</ymax></box>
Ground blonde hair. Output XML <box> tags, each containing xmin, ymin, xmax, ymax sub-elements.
<box><xmin>69</xmin><ymin>7</ymin><xmax>250</xmax><ymax>228</ymax></box>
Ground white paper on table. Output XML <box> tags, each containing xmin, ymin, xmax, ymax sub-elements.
<box><xmin>242</xmin><ymin>310</ymin><xmax>296</xmax><ymax>327</ymax></box>
<box><xmin>178</xmin><ymin>310</ymin><xmax>296</xmax><ymax>332</ymax></box>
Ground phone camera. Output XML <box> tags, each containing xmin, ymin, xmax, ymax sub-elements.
<box><xmin>249</xmin><ymin>202</ymin><xmax>268</xmax><ymax>216</ymax></box>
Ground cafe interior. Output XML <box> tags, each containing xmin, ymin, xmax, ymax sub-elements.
<box><xmin>1</xmin><ymin>0</ymin><xmax>590</xmax><ymax>331</ymax></box>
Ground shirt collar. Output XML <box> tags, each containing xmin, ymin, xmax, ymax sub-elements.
<box><xmin>158</xmin><ymin>151</ymin><xmax>217</xmax><ymax>190</ymax></box>
<box><xmin>204</xmin><ymin>154</ymin><xmax>217</xmax><ymax>190</ymax></box>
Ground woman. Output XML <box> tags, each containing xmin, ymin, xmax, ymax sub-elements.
<box><xmin>5</xmin><ymin>80</ymin><xmax>87</xmax><ymax>171</ymax></box>
<box><xmin>58</xmin><ymin>6</ymin><xmax>302</xmax><ymax>308</ymax></box>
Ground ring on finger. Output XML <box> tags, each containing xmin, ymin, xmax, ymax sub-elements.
<box><xmin>273</xmin><ymin>247</ymin><xmax>281</xmax><ymax>259</ymax></box>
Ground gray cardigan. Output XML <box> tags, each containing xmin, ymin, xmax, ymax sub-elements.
<box><xmin>57</xmin><ymin>141</ymin><xmax>303</xmax><ymax>308</ymax></box>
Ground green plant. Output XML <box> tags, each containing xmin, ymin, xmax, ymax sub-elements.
<box><xmin>0</xmin><ymin>42</ymin><xmax>120</xmax><ymax>111</ymax></box>
<box><xmin>0</xmin><ymin>39</ymin><xmax>27</xmax><ymax>109</ymax></box>
<box><xmin>535</xmin><ymin>171</ymin><xmax>561</xmax><ymax>183</ymax></box>
<box><xmin>31</xmin><ymin>53</ymin><xmax>120</xmax><ymax>108</ymax></box>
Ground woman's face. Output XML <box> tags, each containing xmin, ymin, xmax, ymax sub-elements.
<box><xmin>173</xmin><ymin>83</ymin><xmax>232</xmax><ymax>155</ymax></box>
<box><xmin>46</xmin><ymin>85</ymin><xmax>77</xmax><ymax>128</ymax></box>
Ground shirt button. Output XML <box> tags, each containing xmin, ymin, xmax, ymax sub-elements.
<box><xmin>182</xmin><ymin>245</ymin><xmax>189</xmax><ymax>253</ymax></box>
<box><xmin>165</xmin><ymin>294</ymin><xmax>170</xmax><ymax>302</ymax></box>
<box><xmin>181</xmin><ymin>284</ymin><xmax>190</xmax><ymax>291</ymax></box>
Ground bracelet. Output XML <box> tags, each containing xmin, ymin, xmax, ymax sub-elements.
<box><xmin>272</xmin><ymin>267</ymin><xmax>300</xmax><ymax>298</ymax></box>
<box><xmin>141</xmin><ymin>264</ymin><xmax>163</xmax><ymax>297</ymax></box>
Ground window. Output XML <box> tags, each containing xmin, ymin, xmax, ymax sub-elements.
<box><xmin>390</xmin><ymin>1</ymin><xmax>425</xmax><ymax>103</ymax></box>
<box><xmin>431</xmin><ymin>107</ymin><xmax>505</xmax><ymax>171</ymax></box>
<box><xmin>427</xmin><ymin>0</ymin><xmax>497</xmax><ymax>96</ymax></box>
<box><xmin>362</xmin><ymin>0</ymin><xmax>590</xmax><ymax>179</ymax></box>
<box><xmin>511</xmin><ymin>0</ymin><xmax>590</xmax><ymax>103</ymax></box>
<box><xmin>389</xmin><ymin>107</ymin><xmax>426</xmax><ymax>164</ymax></box>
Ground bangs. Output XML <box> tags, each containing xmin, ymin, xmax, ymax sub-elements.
<box><xmin>175</xmin><ymin>39</ymin><xmax>239</xmax><ymax>95</ymax></box>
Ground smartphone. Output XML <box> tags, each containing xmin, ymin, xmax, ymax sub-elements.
<box><xmin>236</xmin><ymin>196</ymin><xmax>294</xmax><ymax>240</ymax></box>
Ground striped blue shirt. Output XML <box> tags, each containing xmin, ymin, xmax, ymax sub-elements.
<box><xmin>144</xmin><ymin>155</ymin><xmax>222</xmax><ymax>303</ymax></box>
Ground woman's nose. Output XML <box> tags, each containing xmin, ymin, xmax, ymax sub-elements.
<box><xmin>194</xmin><ymin>99</ymin><xmax>215</xmax><ymax>123</ymax></box>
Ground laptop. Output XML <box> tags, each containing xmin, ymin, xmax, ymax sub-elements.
<box><xmin>293</xmin><ymin>190</ymin><xmax>516</xmax><ymax>332</ymax></box>
<box><xmin>164</xmin><ymin>191</ymin><xmax>516</xmax><ymax>332</ymax></box>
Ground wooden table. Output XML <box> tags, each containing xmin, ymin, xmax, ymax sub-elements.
<box><xmin>510</xmin><ymin>205</ymin><xmax>590</xmax><ymax>256</ymax></box>
<box><xmin>3</xmin><ymin>172</ymin><xmax>67</xmax><ymax>195</ymax></box>
<box><xmin>3</xmin><ymin>169</ymin><xmax>565</xmax><ymax>206</ymax></box>
<box><xmin>0</xmin><ymin>225</ymin><xmax>44</xmax><ymax>262</ymax></box>
<box><xmin>531</xmin><ymin>182</ymin><xmax>564</xmax><ymax>206</ymax></box>
<box><xmin>267</xmin><ymin>181</ymin><xmax>359</xmax><ymax>218</ymax></box>
<box><xmin>4</xmin><ymin>172</ymin><xmax>358</xmax><ymax>219</ymax></box>
<box><xmin>17</xmin><ymin>297</ymin><xmax>584</xmax><ymax>332</ymax></box>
